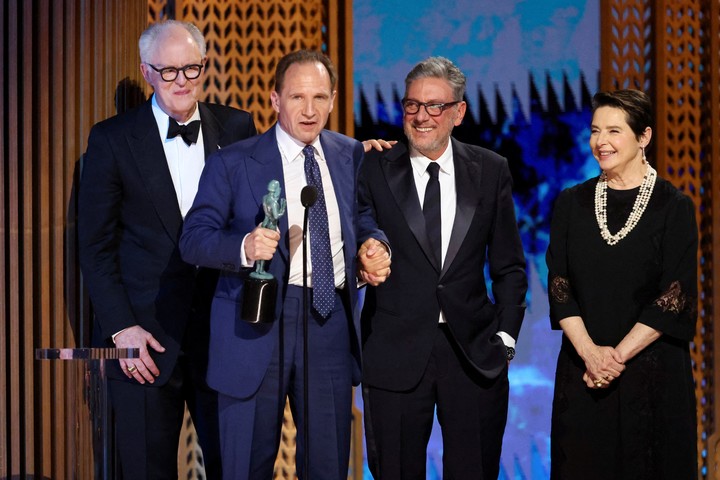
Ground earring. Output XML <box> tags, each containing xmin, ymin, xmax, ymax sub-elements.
<box><xmin>641</xmin><ymin>146</ymin><xmax>646</xmax><ymax>163</ymax></box>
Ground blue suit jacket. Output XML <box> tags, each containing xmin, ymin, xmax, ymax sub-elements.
<box><xmin>180</xmin><ymin>124</ymin><xmax>385</xmax><ymax>398</ymax></box>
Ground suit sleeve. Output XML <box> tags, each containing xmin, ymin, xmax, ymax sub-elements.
<box><xmin>179</xmin><ymin>150</ymin><xmax>249</xmax><ymax>270</ymax></box>
<box><xmin>227</xmin><ymin>110</ymin><xmax>257</xmax><ymax>140</ymax></box>
<box><xmin>488</xmin><ymin>159</ymin><xmax>528</xmax><ymax>340</ymax></box>
<box><xmin>77</xmin><ymin>123</ymin><xmax>137</xmax><ymax>341</ymax></box>
<box><xmin>356</xmin><ymin>148</ymin><xmax>388</xmax><ymax>248</ymax></box>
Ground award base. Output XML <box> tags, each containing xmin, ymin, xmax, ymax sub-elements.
<box><xmin>242</xmin><ymin>276</ymin><xmax>277</xmax><ymax>323</ymax></box>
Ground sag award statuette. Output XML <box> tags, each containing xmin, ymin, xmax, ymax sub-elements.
<box><xmin>242</xmin><ymin>180</ymin><xmax>286</xmax><ymax>323</ymax></box>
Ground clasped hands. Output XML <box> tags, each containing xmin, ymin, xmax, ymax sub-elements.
<box><xmin>357</xmin><ymin>238</ymin><xmax>391</xmax><ymax>286</ymax></box>
<box><xmin>244</xmin><ymin>227</ymin><xmax>391</xmax><ymax>287</ymax></box>
<box><xmin>581</xmin><ymin>344</ymin><xmax>625</xmax><ymax>389</ymax></box>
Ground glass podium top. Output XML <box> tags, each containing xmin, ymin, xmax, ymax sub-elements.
<box><xmin>35</xmin><ymin>347</ymin><xmax>140</xmax><ymax>360</ymax></box>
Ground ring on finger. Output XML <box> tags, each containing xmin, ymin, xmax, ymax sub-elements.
<box><xmin>127</xmin><ymin>365</ymin><xmax>137</xmax><ymax>373</ymax></box>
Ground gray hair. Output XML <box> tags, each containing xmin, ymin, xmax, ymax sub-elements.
<box><xmin>404</xmin><ymin>56</ymin><xmax>466</xmax><ymax>101</ymax></box>
<box><xmin>138</xmin><ymin>21</ymin><xmax>207</xmax><ymax>63</ymax></box>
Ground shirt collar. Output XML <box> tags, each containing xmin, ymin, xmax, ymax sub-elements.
<box><xmin>151</xmin><ymin>94</ymin><xmax>200</xmax><ymax>135</ymax></box>
<box><xmin>409</xmin><ymin>139</ymin><xmax>454</xmax><ymax>177</ymax></box>
<box><xmin>275</xmin><ymin>123</ymin><xmax>324</xmax><ymax>165</ymax></box>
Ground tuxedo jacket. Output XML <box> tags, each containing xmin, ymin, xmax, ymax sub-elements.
<box><xmin>179</xmin><ymin>124</ymin><xmax>386</xmax><ymax>399</ymax></box>
<box><xmin>358</xmin><ymin>139</ymin><xmax>528</xmax><ymax>391</ymax></box>
<box><xmin>78</xmin><ymin>100</ymin><xmax>257</xmax><ymax>385</ymax></box>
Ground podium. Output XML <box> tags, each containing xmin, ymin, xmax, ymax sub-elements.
<box><xmin>35</xmin><ymin>348</ymin><xmax>139</xmax><ymax>479</ymax></box>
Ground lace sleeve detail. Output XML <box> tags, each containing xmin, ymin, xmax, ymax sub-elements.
<box><xmin>550</xmin><ymin>275</ymin><xmax>571</xmax><ymax>304</ymax></box>
<box><xmin>653</xmin><ymin>280</ymin><xmax>696</xmax><ymax>314</ymax></box>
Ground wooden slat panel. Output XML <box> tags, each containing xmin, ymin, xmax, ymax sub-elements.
<box><xmin>21</xmin><ymin>1</ymin><xmax>35</xmax><ymax>474</ymax></box>
<box><xmin>6</xmin><ymin>0</ymin><xmax>20</xmax><ymax>471</ymax></box>
<box><xmin>1</xmin><ymin>1</ymin><xmax>145</xmax><ymax>477</ymax></box>
<box><xmin>37</xmin><ymin>2</ymin><xmax>53</xmax><ymax>477</ymax></box>
<box><xmin>0</xmin><ymin>0</ymin><xmax>11</xmax><ymax>478</ymax></box>
<box><xmin>64</xmin><ymin>3</ymin><xmax>83</xmax><ymax>479</ymax></box>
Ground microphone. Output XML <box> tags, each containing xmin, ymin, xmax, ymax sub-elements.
<box><xmin>300</xmin><ymin>184</ymin><xmax>317</xmax><ymax>476</ymax></box>
<box><xmin>301</xmin><ymin>185</ymin><xmax>318</xmax><ymax>208</ymax></box>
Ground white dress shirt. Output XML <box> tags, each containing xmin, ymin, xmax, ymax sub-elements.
<box><xmin>151</xmin><ymin>95</ymin><xmax>204</xmax><ymax>218</ymax></box>
<box><xmin>277</xmin><ymin>126</ymin><xmax>345</xmax><ymax>289</ymax></box>
<box><xmin>410</xmin><ymin>142</ymin><xmax>515</xmax><ymax>348</ymax></box>
<box><xmin>240</xmin><ymin>125</ymin><xmax>345</xmax><ymax>289</ymax></box>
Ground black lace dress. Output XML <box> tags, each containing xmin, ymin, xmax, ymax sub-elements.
<box><xmin>546</xmin><ymin>175</ymin><xmax>698</xmax><ymax>480</ymax></box>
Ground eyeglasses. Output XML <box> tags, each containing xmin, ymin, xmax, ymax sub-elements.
<box><xmin>146</xmin><ymin>63</ymin><xmax>204</xmax><ymax>82</ymax></box>
<box><xmin>402</xmin><ymin>99</ymin><xmax>461</xmax><ymax>117</ymax></box>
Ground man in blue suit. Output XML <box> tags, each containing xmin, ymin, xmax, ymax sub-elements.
<box><xmin>180</xmin><ymin>50</ymin><xmax>390</xmax><ymax>480</ymax></box>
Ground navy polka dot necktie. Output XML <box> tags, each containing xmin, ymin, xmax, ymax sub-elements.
<box><xmin>303</xmin><ymin>145</ymin><xmax>335</xmax><ymax>318</ymax></box>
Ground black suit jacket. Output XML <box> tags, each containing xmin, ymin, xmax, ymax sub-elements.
<box><xmin>358</xmin><ymin>138</ymin><xmax>528</xmax><ymax>391</ymax></box>
<box><xmin>78</xmin><ymin>99</ymin><xmax>256</xmax><ymax>385</ymax></box>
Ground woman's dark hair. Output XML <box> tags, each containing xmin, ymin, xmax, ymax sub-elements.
<box><xmin>591</xmin><ymin>89</ymin><xmax>653</xmax><ymax>139</ymax></box>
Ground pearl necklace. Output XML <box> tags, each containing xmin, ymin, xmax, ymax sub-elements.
<box><xmin>594</xmin><ymin>164</ymin><xmax>657</xmax><ymax>246</ymax></box>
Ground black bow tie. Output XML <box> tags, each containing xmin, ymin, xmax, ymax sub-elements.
<box><xmin>167</xmin><ymin>118</ymin><xmax>201</xmax><ymax>146</ymax></box>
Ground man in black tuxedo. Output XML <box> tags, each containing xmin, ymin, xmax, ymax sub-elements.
<box><xmin>358</xmin><ymin>56</ymin><xmax>528</xmax><ymax>479</ymax></box>
<box><xmin>77</xmin><ymin>20</ymin><xmax>256</xmax><ymax>479</ymax></box>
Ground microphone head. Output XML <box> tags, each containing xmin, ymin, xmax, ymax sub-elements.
<box><xmin>301</xmin><ymin>185</ymin><xmax>318</xmax><ymax>207</ymax></box>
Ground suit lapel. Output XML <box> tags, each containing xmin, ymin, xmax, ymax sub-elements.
<box><xmin>198</xmin><ymin>103</ymin><xmax>222</xmax><ymax>157</ymax></box>
<box><xmin>320</xmin><ymin>132</ymin><xmax>359</xmax><ymax>279</ymax></box>
<box><xmin>320</xmin><ymin>131</ymin><xmax>353</xmax><ymax>242</ymax></box>
<box><xmin>129</xmin><ymin>101</ymin><xmax>184</xmax><ymax>243</ymax></box>
<box><xmin>383</xmin><ymin>144</ymin><xmax>440</xmax><ymax>272</ymax></box>
<box><xmin>442</xmin><ymin>139</ymin><xmax>482</xmax><ymax>277</ymax></box>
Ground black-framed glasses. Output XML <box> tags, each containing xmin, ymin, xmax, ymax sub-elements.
<box><xmin>146</xmin><ymin>63</ymin><xmax>204</xmax><ymax>82</ymax></box>
<box><xmin>402</xmin><ymin>99</ymin><xmax>461</xmax><ymax>117</ymax></box>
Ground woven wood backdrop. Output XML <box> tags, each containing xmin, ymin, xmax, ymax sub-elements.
<box><xmin>1</xmin><ymin>1</ymin><xmax>718</xmax><ymax>479</ymax></box>
<box><xmin>600</xmin><ymin>1</ymin><xmax>719</xmax><ymax>478</ymax></box>
<box><xmin>1</xmin><ymin>1</ymin><xmax>147</xmax><ymax>478</ymax></box>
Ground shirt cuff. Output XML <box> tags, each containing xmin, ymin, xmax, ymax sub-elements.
<box><xmin>496</xmin><ymin>331</ymin><xmax>516</xmax><ymax>348</ymax></box>
<box><xmin>111</xmin><ymin>327</ymin><xmax>131</xmax><ymax>344</ymax></box>
<box><xmin>240</xmin><ymin>233</ymin><xmax>254</xmax><ymax>268</ymax></box>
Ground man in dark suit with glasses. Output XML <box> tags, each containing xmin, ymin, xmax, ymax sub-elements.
<box><xmin>358</xmin><ymin>56</ymin><xmax>528</xmax><ymax>479</ymax></box>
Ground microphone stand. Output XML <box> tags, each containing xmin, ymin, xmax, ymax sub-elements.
<box><xmin>300</xmin><ymin>185</ymin><xmax>317</xmax><ymax>478</ymax></box>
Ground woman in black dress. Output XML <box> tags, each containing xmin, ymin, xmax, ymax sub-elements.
<box><xmin>546</xmin><ymin>89</ymin><xmax>698</xmax><ymax>480</ymax></box>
